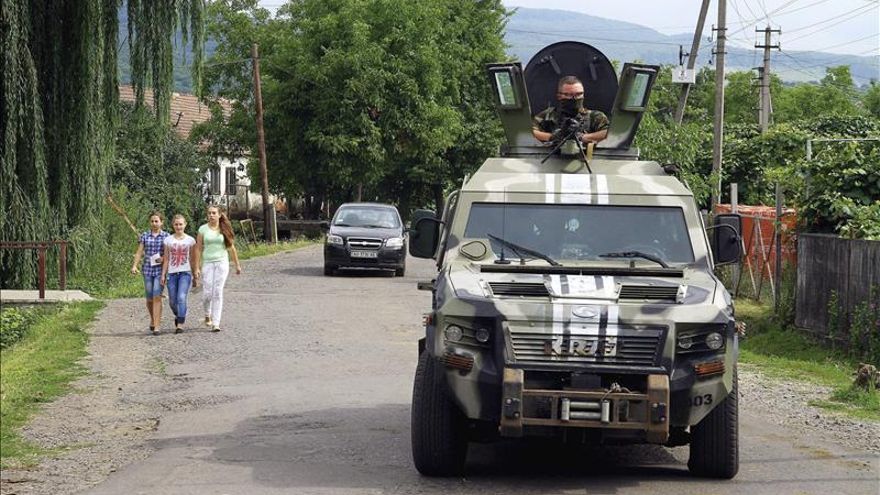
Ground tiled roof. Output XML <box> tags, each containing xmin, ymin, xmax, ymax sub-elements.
<box><xmin>118</xmin><ymin>85</ymin><xmax>232</xmax><ymax>140</ymax></box>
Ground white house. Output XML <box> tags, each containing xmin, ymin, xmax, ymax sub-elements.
<box><xmin>119</xmin><ymin>85</ymin><xmax>274</xmax><ymax>218</ymax></box>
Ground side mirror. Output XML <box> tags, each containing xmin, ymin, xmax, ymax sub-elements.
<box><xmin>710</xmin><ymin>214</ymin><xmax>742</xmax><ymax>265</ymax></box>
<box><xmin>319</xmin><ymin>221</ymin><xmax>330</xmax><ymax>232</ymax></box>
<box><xmin>409</xmin><ymin>209</ymin><xmax>441</xmax><ymax>259</ymax></box>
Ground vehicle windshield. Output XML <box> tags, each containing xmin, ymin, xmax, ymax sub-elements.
<box><xmin>464</xmin><ymin>203</ymin><xmax>694</xmax><ymax>264</ymax></box>
<box><xmin>333</xmin><ymin>207</ymin><xmax>400</xmax><ymax>228</ymax></box>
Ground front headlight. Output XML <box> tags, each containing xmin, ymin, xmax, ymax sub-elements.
<box><xmin>327</xmin><ymin>234</ymin><xmax>343</xmax><ymax>246</ymax></box>
<box><xmin>385</xmin><ymin>236</ymin><xmax>404</xmax><ymax>249</ymax></box>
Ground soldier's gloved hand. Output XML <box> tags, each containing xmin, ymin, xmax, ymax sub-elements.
<box><xmin>575</xmin><ymin>131</ymin><xmax>585</xmax><ymax>143</ymax></box>
<box><xmin>550</xmin><ymin>128</ymin><xmax>565</xmax><ymax>143</ymax></box>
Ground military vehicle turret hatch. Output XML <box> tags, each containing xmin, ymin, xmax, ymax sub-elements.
<box><xmin>487</xmin><ymin>42</ymin><xmax>659</xmax><ymax>159</ymax></box>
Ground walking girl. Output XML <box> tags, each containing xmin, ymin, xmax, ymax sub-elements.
<box><xmin>194</xmin><ymin>205</ymin><xmax>241</xmax><ymax>332</ymax></box>
<box><xmin>161</xmin><ymin>214</ymin><xmax>196</xmax><ymax>333</ymax></box>
<box><xmin>131</xmin><ymin>211</ymin><xmax>169</xmax><ymax>335</ymax></box>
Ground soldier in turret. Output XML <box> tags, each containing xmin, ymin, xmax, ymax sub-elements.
<box><xmin>532</xmin><ymin>75</ymin><xmax>609</xmax><ymax>145</ymax></box>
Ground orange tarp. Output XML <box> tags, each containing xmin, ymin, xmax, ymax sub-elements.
<box><xmin>715</xmin><ymin>204</ymin><xmax>798</xmax><ymax>276</ymax></box>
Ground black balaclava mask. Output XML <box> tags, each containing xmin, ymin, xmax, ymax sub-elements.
<box><xmin>558</xmin><ymin>96</ymin><xmax>584</xmax><ymax>118</ymax></box>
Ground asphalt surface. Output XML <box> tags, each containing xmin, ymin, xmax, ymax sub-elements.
<box><xmin>85</xmin><ymin>245</ymin><xmax>879</xmax><ymax>495</ymax></box>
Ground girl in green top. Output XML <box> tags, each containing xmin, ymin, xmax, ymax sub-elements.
<box><xmin>194</xmin><ymin>205</ymin><xmax>241</xmax><ymax>332</ymax></box>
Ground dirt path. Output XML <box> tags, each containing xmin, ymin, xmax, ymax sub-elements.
<box><xmin>1</xmin><ymin>245</ymin><xmax>877</xmax><ymax>494</ymax></box>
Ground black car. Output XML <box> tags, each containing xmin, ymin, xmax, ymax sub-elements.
<box><xmin>323</xmin><ymin>203</ymin><xmax>407</xmax><ymax>276</ymax></box>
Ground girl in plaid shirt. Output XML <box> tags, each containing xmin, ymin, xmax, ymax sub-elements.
<box><xmin>131</xmin><ymin>212</ymin><xmax>169</xmax><ymax>334</ymax></box>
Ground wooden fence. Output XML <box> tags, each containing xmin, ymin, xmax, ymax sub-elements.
<box><xmin>796</xmin><ymin>234</ymin><xmax>880</xmax><ymax>338</ymax></box>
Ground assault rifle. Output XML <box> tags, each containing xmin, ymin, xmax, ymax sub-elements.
<box><xmin>540</xmin><ymin>117</ymin><xmax>593</xmax><ymax>173</ymax></box>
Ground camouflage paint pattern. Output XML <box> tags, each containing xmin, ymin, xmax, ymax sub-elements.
<box><xmin>420</xmin><ymin>156</ymin><xmax>737</xmax><ymax>440</ymax></box>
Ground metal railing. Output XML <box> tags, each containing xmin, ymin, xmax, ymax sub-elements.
<box><xmin>0</xmin><ymin>240</ymin><xmax>69</xmax><ymax>300</ymax></box>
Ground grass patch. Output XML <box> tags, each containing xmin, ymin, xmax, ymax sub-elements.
<box><xmin>237</xmin><ymin>238</ymin><xmax>317</xmax><ymax>261</ymax></box>
<box><xmin>0</xmin><ymin>301</ymin><xmax>103</xmax><ymax>468</ymax></box>
<box><xmin>76</xmin><ymin>239</ymin><xmax>316</xmax><ymax>299</ymax></box>
<box><xmin>736</xmin><ymin>299</ymin><xmax>880</xmax><ymax>421</ymax></box>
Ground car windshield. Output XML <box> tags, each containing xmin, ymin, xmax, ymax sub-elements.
<box><xmin>464</xmin><ymin>203</ymin><xmax>694</xmax><ymax>264</ymax></box>
<box><xmin>333</xmin><ymin>207</ymin><xmax>400</xmax><ymax>228</ymax></box>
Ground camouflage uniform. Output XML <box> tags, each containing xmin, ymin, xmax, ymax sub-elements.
<box><xmin>532</xmin><ymin>106</ymin><xmax>610</xmax><ymax>136</ymax></box>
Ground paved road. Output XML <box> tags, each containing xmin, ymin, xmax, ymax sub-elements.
<box><xmin>87</xmin><ymin>246</ymin><xmax>878</xmax><ymax>495</ymax></box>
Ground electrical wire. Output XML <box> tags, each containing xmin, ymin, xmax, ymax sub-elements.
<box><xmin>784</xmin><ymin>3</ymin><xmax>876</xmax><ymax>36</ymax></box>
<box><xmin>806</xmin><ymin>33</ymin><xmax>880</xmax><ymax>53</ymax></box>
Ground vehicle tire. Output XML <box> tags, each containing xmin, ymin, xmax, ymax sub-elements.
<box><xmin>688</xmin><ymin>367</ymin><xmax>739</xmax><ymax>479</ymax></box>
<box><xmin>323</xmin><ymin>264</ymin><xmax>335</xmax><ymax>276</ymax></box>
<box><xmin>395</xmin><ymin>266</ymin><xmax>406</xmax><ymax>277</ymax></box>
<box><xmin>411</xmin><ymin>351</ymin><xmax>467</xmax><ymax>476</ymax></box>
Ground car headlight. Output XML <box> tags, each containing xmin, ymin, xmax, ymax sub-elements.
<box><xmin>327</xmin><ymin>234</ymin><xmax>343</xmax><ymax>246</ymax></box>
<box><xmin>385</xmin><ymin>236</ymin><xmax>404</xmax><ymax>249</ymax></box>
<box><xmin>705</xmin><ymin>332</ymin><xmax>724</xmax><ymax>350</ymax></box>
<box><xmin>444</xmin><ymin>325</ymin><xmax>463</xmax><ymax>342</ymax></box>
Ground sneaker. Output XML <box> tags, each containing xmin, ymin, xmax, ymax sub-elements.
<box><xmin>211</xmin><ymin>326</ymin><xmax>221</xmax><ymax>332</ymax></box>
<box><xmin>150</xmin><ymin>326</ymin><xmax>159</xmax><ymax>335</ymax></box>
<box><xmin>204</xmin><ymin>316</ymin><xmax>213</xmax><ymax>327</ymax></box>
<box><xmin>174</xmin><ymin>325</ymin><xmax>183</xmax><ymax>334</ymax></box>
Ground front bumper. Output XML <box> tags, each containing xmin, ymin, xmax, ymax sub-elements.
<box><xmin>324</xmin><ymin>243</ymin><xmax>405</xmax><ymax>269</ymax></box>
<box><xmin>499</xmin><ymin>369</ymin><xmax>670</xmax><ymax>443</ymax></box>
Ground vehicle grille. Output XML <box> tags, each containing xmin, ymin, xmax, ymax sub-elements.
<box><xmin>618</xmin><ymin>284</ymin><xmax>680</xmax><ymax>301</ymax></box>
<box><xmin>346</xmin><ymin>237</ymin><xmax>383</xmax><ymax>249</ymax></box>
<box><xmin>489</xmin><ymin>282</ymin><xmax>550</xmax><ymax>297</ymax></box>
<box><xmin>509</xmin><ymin>326</ymin><xmax>665</xmax><ymax>367</ymax></box>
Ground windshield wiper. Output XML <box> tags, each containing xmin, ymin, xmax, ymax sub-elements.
<box><xmin>487</xmin><ymin>234</ymin><xmax>560</xmax><ymax>266</ymax></box>
<box><xmin>599</xmin><ymin>251</ymin><xmax>669</xmax><ymax>268</ymax></box>
<box><xmin>334</xmin><ymin>223</ymin><xmax>351</xmax><ymax>227</ymax></box>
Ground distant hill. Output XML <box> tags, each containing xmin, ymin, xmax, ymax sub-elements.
<box><xmin>118</xmin><ymin>6</ymin><xmax>879</xmax><ymax>92</ymax></box>
<box><xmin>505</xmin><ymin>7</ymin><xmax>879</xmax><ymax>86</ymax></box>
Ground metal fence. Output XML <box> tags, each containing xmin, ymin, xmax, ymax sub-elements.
<box><xmin>795</xmin><ymin>234</ymin><xmax>880</xmax><ymax>339</ymax></box>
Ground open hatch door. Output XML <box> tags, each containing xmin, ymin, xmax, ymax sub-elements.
<box><xmin>599</xmin><ymin>63</ymin><xmax>660</xmax><ymax>150</ymax></box>
<box><xmin>487</xmin><ymin>63</ymin><xmax>534</xmax><ymax>148</ymax></box>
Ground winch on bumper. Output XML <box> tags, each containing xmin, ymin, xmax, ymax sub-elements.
<box><xmin>499</xmin><ymin>369</ymin><xmax>670</xmax><ymax>443</ymax></box>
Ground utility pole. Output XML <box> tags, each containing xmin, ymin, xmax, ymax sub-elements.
<box><xmin>711</xmin><ymin>0</ymin><xmax>727</xmax><ymax>211</ymax></box>
<box><xmin>755</xmin><ymin>26</ymin><xmax>781</xmax><ymax>132</ymax></box>
<box><xmin>674</xmin><ymin>0</ymin><xmax>711</xmax><ymax>124</ymax></box>
<box><xmin>251</xmin><ymin>43</ymin><xmax>274</xmax><ymax>242</ymax></box>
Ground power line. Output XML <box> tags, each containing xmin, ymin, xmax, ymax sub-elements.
<box><xmin>784</xmin><ymin>3</ymin><xmax>876</xmax><ymax>36</ymax></box>
<box><xmin>807</xmin><ymin>32</ymin><xmax>880</xmax><ymax>53</ymax></box>
<box><xmin>727</xmin><ymin>0</ymin><xmax>800</xmax><ymax>38</ymax></box>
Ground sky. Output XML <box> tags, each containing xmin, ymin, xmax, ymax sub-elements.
<box><xmin>502</xmin><ymin>0</ymin><xmax>879</xmax><ymax>57</ymax></box>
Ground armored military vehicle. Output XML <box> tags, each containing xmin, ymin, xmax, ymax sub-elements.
<box><xmin>407</xmin><ymin>42</ymin><xmax>743</xmax><ymax>479</ymax></box>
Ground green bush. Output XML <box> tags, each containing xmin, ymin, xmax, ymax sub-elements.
<box><xmin>0</xmin><ymin>307</ymin><xmax>40</xmax><ymax>350</ymax></box>
<box><xmin>849</xmin><ymin>287</ymin><xmax>880</xmax><ymax>365</ymax></box>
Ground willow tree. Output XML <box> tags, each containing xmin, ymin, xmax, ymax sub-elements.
<box><xmin>0</xmin><ymin>0</ymin><xmax>204</xmax><ymax>288</ymax></box>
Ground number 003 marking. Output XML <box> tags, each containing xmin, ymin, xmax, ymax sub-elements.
<box><xmin>691</xmin><ymin>394</ymin><xmax>713</xmax><ymax>407</ymax></box>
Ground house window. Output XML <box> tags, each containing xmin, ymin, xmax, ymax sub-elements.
<box><xmin>225</xmin><ymin>167</ymin><xmax>237</xmax><ymax>195</ymax></box>
<box><xmin>210</xmin><ymin>167</ymin><xmax>221</xmax><ymax>195</ymax></box>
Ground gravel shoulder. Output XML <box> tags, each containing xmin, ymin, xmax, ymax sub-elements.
<box><xmin>1</xmin><ymin>246</ymin><xmax>877</xmax><ymax>494</ymax></box>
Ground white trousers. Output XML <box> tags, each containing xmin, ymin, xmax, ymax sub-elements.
<box><xmin>202</xmin><ymin>260</ymin><xmax>229</xmax><ymax>327</ymax></box>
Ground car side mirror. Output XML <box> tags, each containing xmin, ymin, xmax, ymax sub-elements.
<box><xmin>709</xmin><ymin>214</ymin><xmax>742</xmax><ymax>265</ymax></box>
<box><xmin>319</xmin><ymin>221</ymin><xmax>330</xmax><ymax>232</ymax></box>
<box><xmin>409</xmin><ymin>209</ymin><xmax>441</xmax><ymax>259</ymax></box>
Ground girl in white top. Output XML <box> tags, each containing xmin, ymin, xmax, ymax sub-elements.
<box><xmin>161</xmin><ymin>214</ymin><xmax>197</xmax><ymax>333</ymax></box>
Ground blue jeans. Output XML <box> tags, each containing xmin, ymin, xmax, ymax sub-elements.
<box><xmin>166</xmin><ymin>272</ymin><xmax>192</xmax><ymax>324</ymax></box>
<box><xmin>143</xmin><ymin>274</ymin><xmax>162</xmax><ymax>299</ymax></box>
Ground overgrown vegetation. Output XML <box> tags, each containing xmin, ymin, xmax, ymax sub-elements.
<box><xmin>0</xmin><ymin>307</ymin><xmax>53</xmax><ymax>350</ymax></box>
<box><xmin>637</xmin><ymin>65</ymin><xmax>880</xmax><ymax>240</ymax></box>
<box><xmin>0</xmin><ymin>302</ymin><xmax>103</xmax><ymax>467</ymax></box>
<box><xmin>195</xmin><ymin>0</ymin><xmax>509</xmax><ymax>218</ymax></box>
<box><xmin>736</xmin><ymin>299</ymin><xmax>879</xmax><ymax>422</ymax></box>
<box><xmin>1</xmin><ymin>0</ymin><xmax>205</xmax><ymax>289</ymax></box>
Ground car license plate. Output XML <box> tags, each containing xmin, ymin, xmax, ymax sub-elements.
<box><xmin>351</xmin><ymin>250</ymin><xmax>378</xmax><ymax>258</ymax></box>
